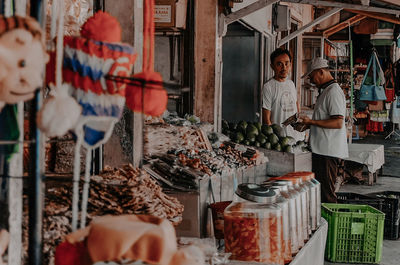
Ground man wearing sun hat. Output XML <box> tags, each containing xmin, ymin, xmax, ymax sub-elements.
<box><xmin>298</xmin><ymin>57</ymin><xmax>348</xmax><ymax>203</ymax></box>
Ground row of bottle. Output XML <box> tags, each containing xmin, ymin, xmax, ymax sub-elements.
<box><xmin>223</xmin><ymin>172</ymin><xmax>321</xmax><ymax>264</ymax></box>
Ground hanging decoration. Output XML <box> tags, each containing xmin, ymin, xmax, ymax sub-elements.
<box><xmin>0</xmin><ymin>15</ymin><xmax>48</xmax><ymax>112</ymax></box>
<box><xmin>0</xmin><ymin>15</ymin><xmax>48</xmax><ymax>160</ymax></box>
<box><xmin>39</xmin><ymin>8</ymin><xmax>137</xmax><ymax>231</ymax></box>
<box><xmin>125</xmin><ymin>0</ymin><xmax>168</xmax><ymax>117</ymax></box>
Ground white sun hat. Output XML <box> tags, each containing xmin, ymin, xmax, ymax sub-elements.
<box><xmin>301</xmin><ymin>57</ymin><xmax>329</xmax><ymax>78</ymax></box>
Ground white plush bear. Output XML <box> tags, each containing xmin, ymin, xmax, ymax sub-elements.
<box><xmin>0</xmin><ymin>15</ymin><xmax>49</xmax><ymax>111</ymax></box>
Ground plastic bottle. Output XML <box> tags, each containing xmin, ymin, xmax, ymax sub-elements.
<box><xmin>224</xmin><ymin>184</ymin><xmax>284</xmax><ymax>265</ymax></box>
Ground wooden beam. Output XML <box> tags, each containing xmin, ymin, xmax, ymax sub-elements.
<box><xmin>103</xmin><ymin>0</ymin><xmax>138</xmax><ymax>167</ymax></box>
<box><xmin>219</xmin><ymin>0</ymin><xmax>279</xmax><ymax>37</ymax></box>
<box><xmin>281</xmin><ymin>0</ymin><xmax>400</xmax><ymax>16</ymax></box>
<box><xmin>380</xmin><ymin>0</ymin><xmax>400</xmax><ymax>6</ymax></box>
<box><xmin>225</xmin><ymin>0</ymin><xmax>279</xmax><ymax>25</ymax></box>
<box><xmin>345</xmin><ymin>9</ymin><xmax>400</xmax><ymax>25</ymax></box>
<box><xmin>278</xmin><ymin>7</ymin><xmax>343</xmax><ymax>47</ymax></box>
<box><xmin>323</xmin><ymin>14</ymin><xmax>366</xmax><ymax>37</ymax></box>
<box><xmin>132</xmin><ymin>0</ymin><xmax>144</xmax><ymax>167</ymax></box>
<box><xmin>194</xmin><ymin>0</ymin><xmax>217</xmax><ymax>123</ymax></box>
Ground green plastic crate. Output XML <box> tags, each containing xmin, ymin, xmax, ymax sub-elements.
<box><xmin>322</xmin><ymin>203</ymin><xmax>385</xmax><ymax>264</ymax></box>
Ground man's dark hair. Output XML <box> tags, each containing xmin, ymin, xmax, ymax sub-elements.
<box><xmin>270</xmin><ymin>48</ymin><xmax>291</xmax><ymax>64</ymax></box>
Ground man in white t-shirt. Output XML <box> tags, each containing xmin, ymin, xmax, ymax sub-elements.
<box><xmin>262</xmin><ymin>48</ymin><xmax>303</xmax><ymax>140</ymax></box>
<box><xmin>299</xmin><ymin>57</ymin><xmax>348</xmax><ymax>203</ymax></box>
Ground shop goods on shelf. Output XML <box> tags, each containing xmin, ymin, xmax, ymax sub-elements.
<box><xmin>322</xmin><ymin>203</ymin><xmax>384</xmax><ymax>264</ymax></box>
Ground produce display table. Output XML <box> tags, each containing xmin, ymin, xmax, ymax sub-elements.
<box><xmin>346</xmin><ymin>144</ymin><xmax>385</xmax><ymax>185</ymax></box>
<box><xmin>228</xmin><ymin>218</ymin><xmax>328</xmax><ymax>265</ymax></box>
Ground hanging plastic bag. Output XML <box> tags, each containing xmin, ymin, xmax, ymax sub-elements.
<box><xmin>360</xmin><ymin>50</ymin><xmax>387</xmax><ymax>101</ymax></box>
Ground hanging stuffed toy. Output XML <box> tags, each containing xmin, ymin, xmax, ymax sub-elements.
<box><xmin>0</xmin><ymin>15</ymin><xmax>48</xmax><ymax>159</ymax></box>
<box><xmin>39</xmin><ymin>9</ymin><xmax>137</xmax><ymax>231</ymax></box>
<box><xmin>125</xmin><ymin>0</ymin><xmax>168</xmax><ymax>117</ymax></box>
<box><xmin>0</xmin><ymin>15</ymin><xmax>48</xmax><ymax>112</ymax></box>
<box><xmin>0</xmin><ymin>15</ymin><xmax>47</xmax><ymax>265</ymax></box>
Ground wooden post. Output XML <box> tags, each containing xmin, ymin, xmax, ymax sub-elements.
<box><xmin>132</xmin><ymin>0</ymin><xmax>144</xmax><ymax>167</ymax></box>
<box><xmin>194</xmin><ymin>0</ymin><xmax>217</xmax><ymax>124</ymax></box>
<box><xmin>103</xmin><ymin>0</ymin><xmax>143</xmax><ymax>167</ymax></box>
<box><xmin>7</xmin><ymin>104</ymin><xmax>23</xmax><ymax>265</ymax></box>
<box><xmin>7</xmin><ymin>3</ymin><xmax>26</xmax><ymax>265</ymax></box>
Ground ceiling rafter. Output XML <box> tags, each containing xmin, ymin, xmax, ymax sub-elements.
<box><xmin>323</xmin><ymin>14</ymin><xmax>367</xmax><ymax>37</ymax></box>
<box><xmin>281</xmin><ymin>0</ymin><xmax>400</xmax><ymax>16</ymax></box>
<box><xmin>345</xmin><ymin>9</ymin><xmax>400</xmax><ymax>25</ymax></box>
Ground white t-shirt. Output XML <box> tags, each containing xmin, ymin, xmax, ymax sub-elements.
<box><xmin>262</xmin><ymin>78</ymin><xmax>304</xmax><ymax>140</ymax></box>
<box><xmin>310</xmin><ymin>82</ymin><xmax>348</xmax><ymax>159</ymax></box>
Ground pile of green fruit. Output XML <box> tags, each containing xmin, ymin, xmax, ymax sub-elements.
<box><xmin>222</xmin><ymin>120</ymin><xmax>306</xmax><ymax>153</ymax></box>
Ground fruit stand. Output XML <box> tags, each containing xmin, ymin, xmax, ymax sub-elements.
<box><xmin>222</xmin><ymin>120</ymin><xmax>312</xmax><ymax>176</ymax></box>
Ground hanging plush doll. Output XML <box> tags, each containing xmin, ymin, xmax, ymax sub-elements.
<box><xmin>0</xmin><ymin>16</ymin><xmax>48</xmax><ymax>264</ymax></box>
<box><xmin>0</xmin><ymin>15</ymin><xmax>48</xmax><ymax>157</ymax></box>
<box><xmin>39</xmin><ymin>10</ymin><xmax>137</xmax><ymax>231</ymax></box>
<box><xmin>0</xmin><ymin>15</ymin><xmax>48</xmax><ymax>112</ymax></box>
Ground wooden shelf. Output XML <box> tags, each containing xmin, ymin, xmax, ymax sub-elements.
<box><xmin>331</xmin><ymin>69</ymin><xmax>351</xmax><ymax>72</ymax></box>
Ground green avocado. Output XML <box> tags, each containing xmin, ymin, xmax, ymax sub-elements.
<box><xmin>246</xmin><ymin>133</ymin><xmax>256</xmax><ymax>143</ymax></box>
<box><xmin>269</xmin><ymin>134</ymin><xmax>279</xmax><ymax>145</ymax></box>
<box><xmin>261</xmin><ymin>124</ymin><xmax>274</xmax><ymax>136</ymax></box>
<box><xmin>229</xmin><ymin>122</ymin><xmax>237</xmax><ymax>131</ymax></box>
<box><xmin>238</xmin><ymin>121</ymin><xmax>248</xmax><ymax>131</ymax></box>
<box><xmin>235</xmin><ymin>132</ymin><xmax>244</xmax><ymax>143</ymax></box>
<box><xmin>246</xmin><ymin>124</ymin><xmax>259</xmax><ymax>137</ymax></box>
<box><xmin>272</xmin><ymin>124</ymin><xmax>285</xmax><ymax>138</ymax></box>
<box><xmin>262</xmin><ymin>142</ymin><xmax>272</xmax><ymax>150</ymax></box>
<box><xmin>273</xmin><ymin>143</ymin><xmax>282</xmax><ymax>151</ymax></box>
<box><xmin>280</xmin><ymin>137</ymin><xmax>290</xmax><ymax>147</ymax></box>
<box><xmin>257</xmin><ymin>134</ymin><xmax>267</xmax><ymax>144</ymax></box>
<box><xmin>283</xmin><ymin>145</ymin><xmax>293</xmax><ymax>153</ymax></box>
<box><xmin>254</xmin><ymin>122</ymin><xmax>262</xmax><ymax>132</ymax></box>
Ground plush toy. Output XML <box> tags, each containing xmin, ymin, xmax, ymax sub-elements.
<box><xmin>0</xmin><ymin>15</ymin><xmax>48</xmax><ymax>112</ymax></box>
<box><xmin>55</xmin><ymin>215</ymin><xmax>204</xmax><ymax>265</ymax></box>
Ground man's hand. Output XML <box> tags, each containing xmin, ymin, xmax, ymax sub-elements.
<box><xmin>298</xmin><ymin>115</ymin><xmax>344</xmax><ymax>129</ymax></box>
<box><xmin>292</xmin><ymin>123</ymin><xmax>309</xmax><ymax>132</ymax></box>
<box><xmin>298</xmin><ymin>115</ymin><xmax>312</xmax><ymax>125</ymax></box>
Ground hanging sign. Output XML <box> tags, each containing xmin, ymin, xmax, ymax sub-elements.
<box><xmin>155</xmin><ymin>0</ymin><xmax>176</xmax><ymax>28</ymax></box>
<box><xmin>155</xmin><ymin>5</ymin><xmax>172</xmax><ymax>23</ymax></box>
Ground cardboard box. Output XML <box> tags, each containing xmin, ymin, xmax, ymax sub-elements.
<box><xmin>258</xmin><ymin>148</ymin><xmax>312</xmax><ymax>176</ymax></box>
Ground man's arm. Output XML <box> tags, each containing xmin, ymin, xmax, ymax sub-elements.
<box><xmin>299</xmin><ymin>115</ymin><xmax>343</xmax><ymax>129</ymax></box>
<box><xmin>296</xmin><ymin>100</ymin><xmax>300</xmax><ymax>114</ymax></box>
<box><xmin>262</xmin><ymin>108</ymin><xmax>272</xmax><ymax>125</ymax></box>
